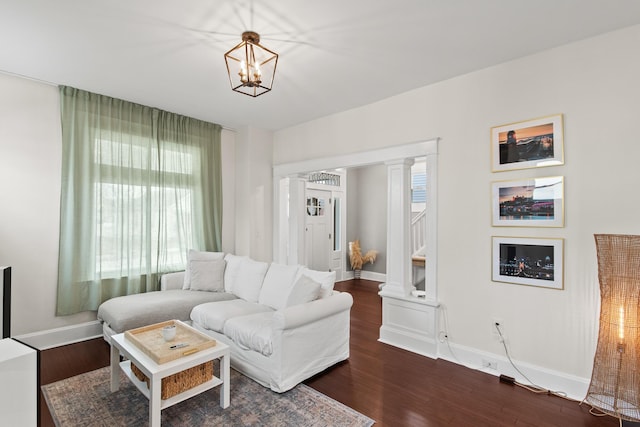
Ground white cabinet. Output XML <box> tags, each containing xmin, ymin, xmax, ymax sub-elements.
<box><xmin>0</xmin><ymin>338</ymin><xmax>37</xmax><ymax>426</ymax></box>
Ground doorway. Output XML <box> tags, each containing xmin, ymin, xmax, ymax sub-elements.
<box><xmin>303</xmin><ymin>171</ymin><xmax>347</xmax><ymax>279</ymax></box>
<box><xmin>272</xmin><ymin>139</ymin><xmax>438</xmax><ymax>300</ymax></box>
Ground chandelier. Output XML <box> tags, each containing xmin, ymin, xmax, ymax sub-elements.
<box><xmin>224</xmin><ymin>31</ymin><xmax>278</xmax><ymax>97</ymax></box>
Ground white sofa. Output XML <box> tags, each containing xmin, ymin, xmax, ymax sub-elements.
<box><xmin>97</xmin><ymin>251</ymin><xmax>353</xmax><ymax>392</ymax></box>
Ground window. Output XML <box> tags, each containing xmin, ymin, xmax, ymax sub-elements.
<box><xmin>333</xmin><ymin>197</ymin><xmax>341</xmax><ymax>251</ymax></box>
<box><xmin>94</xmin><ymin>138</ymin><xmax>198</xmax><ymax>276</ymax></box>
<box><xmin>412</xmin><ymin>172</ymin><xmax>427</xmax><ymax>204</ymax></box>
<box><xmin>306</xmin><ymin>196</ymin><xmax>325</xmax><ymax>216</ymax></box>
<box><xmin>56</xmin><ymin>86</ymin><xmax>222</xmax><ymax>315</ymax></box>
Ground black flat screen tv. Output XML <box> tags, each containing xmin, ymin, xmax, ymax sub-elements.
<box><xmin>1</xmin><ymin>266</ymin><xmax>10</xmax><ymax>339</ymax></box>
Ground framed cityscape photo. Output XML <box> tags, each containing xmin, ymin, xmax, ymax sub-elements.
<box><xmin>491</xmin><ymin>176</ymin><xmax>564</xmax><ymax>227</ymax></box>
<box><xmin>492</xmin><ymin>236</ymin><xmax>564</xmax><ymax>290</ymax></box>
<box><xmin>491</xmin><ymin>114</ymin><xmax>564</xmax><ymax>172</ymax></box>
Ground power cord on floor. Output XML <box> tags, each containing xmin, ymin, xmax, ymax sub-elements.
<box><xmin>438</xmin><ymin>319</ymin><xmax>614</xmax><ymax>422</ymax></box>
<box><xmin>495</xmin><ymin>323</ymin><xmax>622</xmax><ymax>424</ymax></box>
<box><xmin>494</xmin><ymin>323</ymin><xmax>569</xmax><ymax>399</ymax></box>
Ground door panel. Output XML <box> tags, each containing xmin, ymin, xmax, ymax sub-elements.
<box><xmin>305</xmin><ymin>189</ymin><xmax>331</xmax><ymax>271</ymax></box>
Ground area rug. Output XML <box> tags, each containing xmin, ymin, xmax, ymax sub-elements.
<box><xmin>42</xmin><ymin>366</ymin><xmax>374</xmax><ymax>427</ymax></box>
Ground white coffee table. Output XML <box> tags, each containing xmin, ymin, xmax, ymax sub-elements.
<box><xmin>110</xmin><ymin>328</ymin><xmax>230</xmax><ymax>427</ymax></box>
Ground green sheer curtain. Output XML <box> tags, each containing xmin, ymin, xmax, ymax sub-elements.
<box><xmin>56</xmin><ymin>86</ymin><xmax>222</xmax><ymax>315</ymax></box>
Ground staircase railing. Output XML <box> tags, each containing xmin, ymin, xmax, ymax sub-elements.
<box><xmin>411</xmin><ymin>209</ymin><xmax>426</xmax><ymax>257</ymax></box>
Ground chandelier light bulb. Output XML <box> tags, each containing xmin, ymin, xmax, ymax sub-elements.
<box><xmin>239</xmin><ymin>60</ymin><xmax>248</xmax><ymax>83</ymax></box>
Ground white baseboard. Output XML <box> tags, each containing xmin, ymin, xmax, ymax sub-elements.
<box><xmin>13</xmin><ymin>321</ymin><xmax>103</xmax><ymax>350</ymax></box>
<box><xmin>379</xmin><ymin>327</ymin><xmax>438</xmax><ymax>359</ymax></box>
<box><xmin>362</xmin><ymin>271</ymin><xmax>386</xmax><ymax>282</ymax></box>
<box><xmin>437</xmin><ymin>340</ymin><xmax>590</xmax><ymax>401</ymax></box>
<box><xmin>344</xmin><ymin>270</ymin><xmax>386</xmax><ymax>282</ymax></box>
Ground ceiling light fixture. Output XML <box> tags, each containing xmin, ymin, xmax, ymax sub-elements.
<box><xmin>224</xmin><ymin>31</ymin><xmax>278</xmax><ymax>97</ymax></box>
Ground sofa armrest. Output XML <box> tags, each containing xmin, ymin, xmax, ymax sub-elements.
<box><xmin>273</xmin><ymin>291</ymin><xmax>353</xmax><ymax>331</ymax></box>
<box><xmin>160</xmin><ymin>271</ymin><xmax>186</xmax><ymax>291</ymax></box>
<box><xmin>268</xmin><ymin>291</ymin><xmax>352</xmax><ymax>392</ymax></box>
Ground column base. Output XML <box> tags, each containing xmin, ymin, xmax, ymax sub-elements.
<box><xmin>378</xmin><ymin>293</ymin><xmax>439</xmax><ymax>358</ymax></box>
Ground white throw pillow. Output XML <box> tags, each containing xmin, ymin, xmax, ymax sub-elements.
<box><xmin>223</xmin><ymin>254</ymin><xmax>247</xmax><ymax>293</ymax></box>
<box><xmin>258</xmin><ymin>263</ymin><xmax>301</xmax><ymax>310</ymax></box>
<box><xmin>297</xmin><ymin>268</ymin><xmax>336</xmax><ymax>298</ymax></box>
<box><xmin>182</xmin><ymin>250</ymin><xmax>225</xmax><ymax>289</ymax></box>
<box><xmin>232</xmin><ymin>258</ymin><xmax>269</xmax><ymax>303</ymax></box>
<box><xmin>286</xmin><ymin>275</ymin><xmax>321</xmax><ymax>307</ymax></box>
<box><xmin>188</xmin><ymin>259</ymin><xmax>226</xmax><ymax>292</ymax></box>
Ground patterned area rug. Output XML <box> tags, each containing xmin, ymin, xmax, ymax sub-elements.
<box><xmin>42</xmin><ymin>366</ymin><xmax>374</xmax><ymax>427</ymax></box>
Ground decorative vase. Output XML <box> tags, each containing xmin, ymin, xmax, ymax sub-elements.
<box><xmin>354</xmin><ymin>269</ymin><xmax>361</xmax><ymax>279</ymax></box>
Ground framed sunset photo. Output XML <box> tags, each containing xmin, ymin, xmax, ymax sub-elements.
<box><xmin>491</xmin><ymin>114</ymin><xmax>564</xmax><ymax>172</ymax></box>
<box><xmin>491</xmin><ymin>176</ymin><xmax>564</xmax><ymax>227</ymax></box>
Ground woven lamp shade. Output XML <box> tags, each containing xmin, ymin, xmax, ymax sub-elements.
<box><xmin>585</xmin><ymin>234</ymin><xmax>640</xmax><ymax>422</ymax></box>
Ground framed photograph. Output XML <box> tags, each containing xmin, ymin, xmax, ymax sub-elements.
<box><xmin>491</xmin><ymin>176</ymin><xmax>564</xmax><ymax>227</ymax></box>
<box><xmin>492</xmin><ymin>236</ymin><xmax>563</xmax><ymax>290</ymax></box>
<box><xmin>491</xmin><ymin>114</ymin><xmax>564</xmax><ymax>172</ymax></box>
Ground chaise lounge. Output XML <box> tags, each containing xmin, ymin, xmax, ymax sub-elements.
<box><xmin>97</xmin><ymin>250</ymin><xmax>353</xmax><ymax>392</ymax></box>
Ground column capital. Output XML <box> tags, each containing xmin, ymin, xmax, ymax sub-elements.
<box><xmin>385</xmin><ymin>158</ymin><xmax>415</xmax><ymax>167</ymax></box>
<box><xmin>288</xmin><ymin>173</ymin><xmax>308</xmax><ymax>181</ymax></box>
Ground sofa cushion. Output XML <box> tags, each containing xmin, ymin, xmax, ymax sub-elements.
<box><xmin>183</xmin><ymin>250</ymin><xmax>225</xmax><ymax>289</ymax></box>
<box><xmin>223</xmin><ymin>254</ymin><xmax>246</xmax><ymax>293</ymax></box>
<box><xmin>258</xmin><ymin>263</ymin><xmax>301</xmax><ymax>310</ymax></box>
<box><xmin>232</xmin><ymin>258</ymin><xmax>269</xmax><ymax>303</ymax></box>
<box><xmin>190</xmin><ymin>299</ymin><xmax>273</xmax><ymax>333</ymax></box>
<box><xmin>188</xmin><ymin>259</ymin><xmax>226</xmax><ymax>292</ymax></box>
<box><xmin>223</xmin><ymin>312</ymin><xmax>274</xmax><ymax>356</ymax></box>
<box><xmin>286</xmin><ymin>275</ymin><xmax>321</xmax><ymax>307</ymax></box>
<box><xmin>297</xmin><ymin>268</ymin><xmax>336</xmax><ymax>298</ymax></box>
<box><xmin>97</xmin><ymin>289</ymin><xmax>237</xmax><ymax>333</ymax></box>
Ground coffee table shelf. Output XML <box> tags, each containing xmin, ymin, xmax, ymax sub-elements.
<box><xmin>119</xmin><ymin>359</ymin><xmax>224</xmax><ymax>409</ymax></box>
<box><xmin>110</xmin><ymin>321</ymin><xmax>230</xmax><ymax>427</ymax></box>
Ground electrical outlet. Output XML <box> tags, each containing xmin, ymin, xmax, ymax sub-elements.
<box><xmin>482</xmin><ymin>359</ymin><xmax>498</xmax><ymax>370</ymax></box>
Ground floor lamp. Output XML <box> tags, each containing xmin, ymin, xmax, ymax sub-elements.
<box><xmin>584</xmin><ymin>234</ymin><xmax>640</xmax><ymax>423</ymax></box>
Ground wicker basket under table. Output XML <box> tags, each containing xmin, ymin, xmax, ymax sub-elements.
<box><xmin>131</xmin><ymin>360</ymin><xmax>213</xmax><ymax>400</ymax></box>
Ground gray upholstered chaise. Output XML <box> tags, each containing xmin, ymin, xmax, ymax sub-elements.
<box><xmin>97</xmin><ymin>288</ymin><xmax>237</xmax><ymax>340</ymax></box>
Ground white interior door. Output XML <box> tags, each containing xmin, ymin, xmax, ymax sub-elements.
<box><xmin>305</xmin><ymin>189</ymin><xmax>331</xmax><ymax>271</ymax></box>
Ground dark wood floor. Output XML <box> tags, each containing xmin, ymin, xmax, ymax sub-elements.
<box><xmin>39</xmin><ymin>279</ymin><xmax>620</xmax><ymax>427</ymax></box>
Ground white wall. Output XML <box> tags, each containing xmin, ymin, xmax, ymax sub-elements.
<box><xmin>346</xmin><ymin>165</ymin><xmax>387</xmax><ymax>274</ymax></box>
<box><xmin>274</xmin><ymin>25</ymin><xmax>640</xmax><ymax>388</ymax></box>
<box><xmin>0</xmin><ymin>73</ymin><xmax>236</xmax><ymax>335</ymax></box>
<box><xmin>220</xmin><ymin>128</ymin><xmax>236</xmax><ymax>254</ymax></box>
<box><xmin>234</xmin><ymin>126</ymin><xmax>273</xmax><ymax>262</ymax></box>
<box><xmin>0</xmin><ymin>75</ymin><xmax>92</xmax><ymax>335</ymax></box>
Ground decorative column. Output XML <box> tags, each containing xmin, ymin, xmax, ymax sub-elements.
<box><xmin>380</xmin><ymin>158</ymin><xmax>414</xmax><ymax>297</ymax></box>
<box><xmin>378</xmin><ymin>156</ymin><xmax>439</xmax><ymax>358</ymax></box>
<box><xmin>287</xmin><ymin>175</ymin><xmax>307</xmax><ymax>266</ymax></box>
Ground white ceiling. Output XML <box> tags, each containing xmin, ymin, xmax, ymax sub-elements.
<box><xmin>2</xmin><ymin>0</ymin><xmax>640</xmax><ymax>131</ymax></box>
